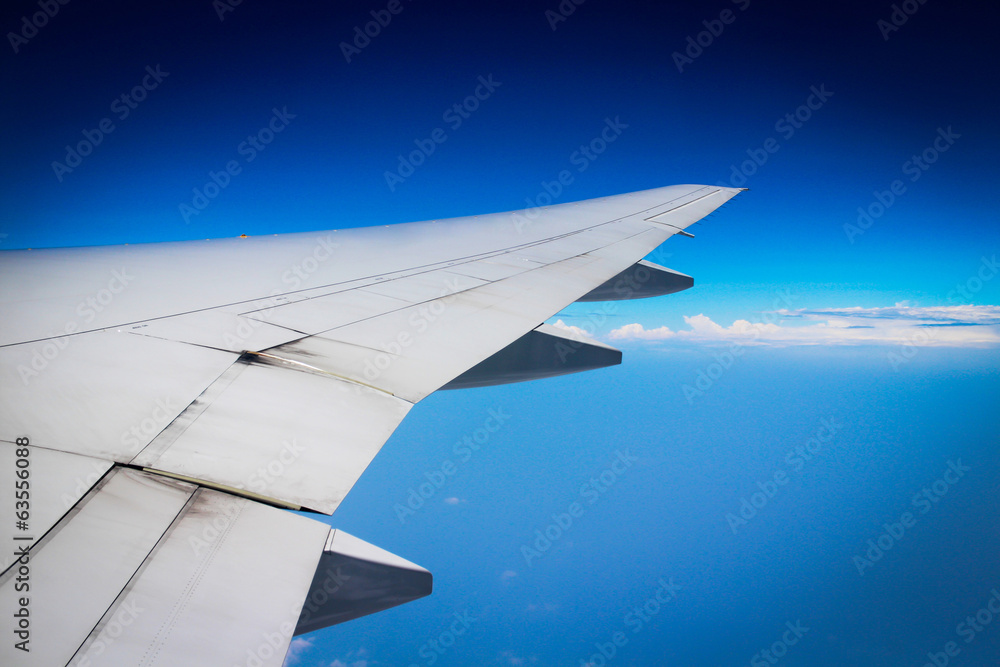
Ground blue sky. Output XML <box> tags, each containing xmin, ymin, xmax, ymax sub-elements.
<box><xmin>3</xmin><ymin>1</ymin><xmax>1000</xmax><ymax>665</ymax></box>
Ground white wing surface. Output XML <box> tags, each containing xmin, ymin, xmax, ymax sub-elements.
<box><xmin>0</xmin><ymin>184</ymin><xmax>743</xmax><ymax>665</ymax></box>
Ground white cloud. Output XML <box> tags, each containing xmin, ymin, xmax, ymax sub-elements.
<box><xmin>779</xmin><ymin>304</ymin><xmax>1000</xmax><ymax>325</ymax></box>
<box><xmin>326</xmin><ymin>647</ymin><xmax>370</xmax><ymax>667</ymax></box>
<box><xmin>498</xmin><ymin>651</ymin><xmax>526</xmax><ymax>665</ymax></box>
<box><xmin>550</xmin><ymin>319</ymin><xmax>591</xmax><ymax>340</ymax></box>
<box><xmin>609</xmin><ymin>314</ymin><xmax>781</xmax><ymax>342</ymax></box>
<box><xmin>329</xmin><ymin>659</ymin><xmax>368</xmax><ymax>667</ymax></box>
<box><xmin>608</xmin><ymin>304</ymin><xmax>1000</xmax><ymax>347</ymax></box>
<box><xmin>444</xmin><ymin>496</ymin><xmax>461</xmax><ymax>505</ymax></box>
<box><xmin>282</xmin><ymin>638</ymin><xmax>313</xmax><ymax>666</ymax></box>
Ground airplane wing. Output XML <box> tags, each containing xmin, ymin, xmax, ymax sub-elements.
<box><xmin>0</xmin><ymin>184</ymin><xmax>743</xmax><ymax>665</ymax></box>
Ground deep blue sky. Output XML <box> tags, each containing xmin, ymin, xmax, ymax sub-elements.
<box><xmin>3</xmin><ymin>1</ymin><xmax>999</xmax><ymax>666</ymax></box>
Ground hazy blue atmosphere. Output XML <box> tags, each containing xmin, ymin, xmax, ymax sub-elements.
<box><xmin>3</xmin><ymin>1</ymin><xmax>999</xmax><ymax>665</ymax></box>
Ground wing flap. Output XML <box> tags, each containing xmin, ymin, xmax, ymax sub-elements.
<box><xmin>0</xmin><ymin>444</ymin><xmax>114</xmax><ymax>572</ymax></box>
<box><xmin>68</xmin><ymin>486</ymin><xmax>330</xmax><ymax>667</ymax></box>
<box><xmin>0</xmin><ymin>331</ymin><xmax>238</xmax><ymax>462</ymax></box>
<box><xmin>0</xmin><ymin>468</ymin><xmax>196</xmax><ymax>665</ymax></box>
<box><xmin>0</xmin><ymin>467</ymin><xmax>337</xmax><ymax>666</ymax></box>
<box><xmin>131</xmin><ymin>355</ymin><xmax>412</xmax><ymax>514</ymax></box>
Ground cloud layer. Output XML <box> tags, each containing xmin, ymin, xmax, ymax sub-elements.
<box><xmin>607</xmin><ymin>304</ymin><xmax>1000</xmax><ymax>347</ymax></box>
